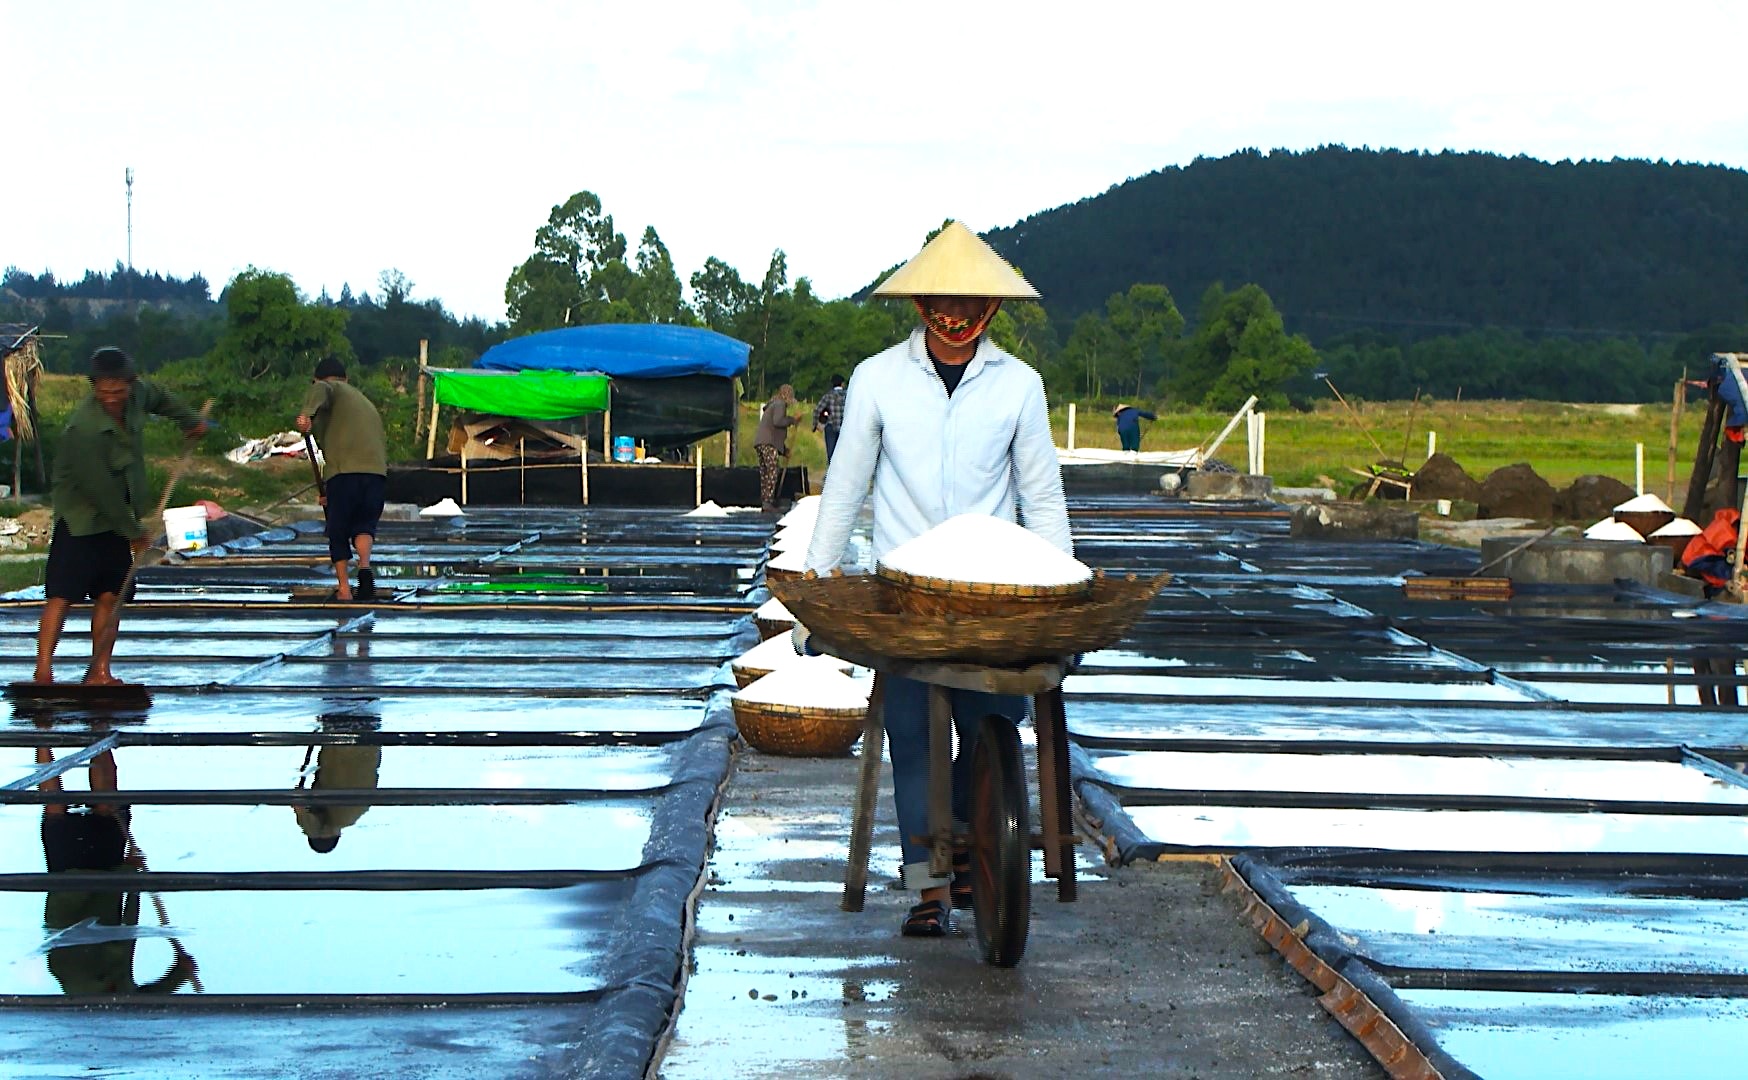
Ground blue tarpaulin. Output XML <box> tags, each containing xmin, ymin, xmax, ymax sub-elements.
<box><xmin>476</xmin><ymin>325</ymin><xmax>751</xmax><ymax>380</ymax></box>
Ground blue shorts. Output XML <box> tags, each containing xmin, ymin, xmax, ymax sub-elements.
<box><xmin>325</xmin><ymin>473</ymin><xmax>385</xmax><ymax>563</ymax></box>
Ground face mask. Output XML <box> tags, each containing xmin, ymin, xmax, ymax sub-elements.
<box><xmin>914</xmin><ymin>299</ymin><xmax>998</xmax><ymax>346</ymax></box>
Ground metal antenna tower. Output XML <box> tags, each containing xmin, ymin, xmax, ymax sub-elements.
<box><xmin>125</xmin><ymin>167</ymin><xmax>134</xmax><ymax>272</ymax></box>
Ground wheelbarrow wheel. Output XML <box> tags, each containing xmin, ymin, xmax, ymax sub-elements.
<box><xmin>969</xmin><ymin>713</ymin><xmax>1030</xmax><ymax>967</ymax></box>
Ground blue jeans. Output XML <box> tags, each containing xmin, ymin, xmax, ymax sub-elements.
<box><xmin>881</xmin><ymin>675</ymin><xmax>1028</xmax><ymax>890</ymax></box>
<box><xmin>823</xmin><ymin>426</ymin><xmax>839</xmax><ymax>461</ymax></box>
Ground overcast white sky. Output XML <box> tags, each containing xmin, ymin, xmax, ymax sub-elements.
<box><xmin>6</xmin><ymin>1</ymin><xmax>1746</xmax><ymax>322</ymax></box>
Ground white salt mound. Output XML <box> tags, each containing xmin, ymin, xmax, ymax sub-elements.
<box><xmin>879</xmin><ymin>514</ymin><xmax>1092</xmax><ymax>587</ymax></box>
<box><xmin>419</xmin><ymin>497</ymin><xmax>465</xmax><ymax>517</ymax></box>
<box><xmin>734</xmin><ymin>662</ymin><xmax>871</xmax><ymax>710</ymax></box>
<box><xmin>733</xmin><ymin>634</ymin><xmax>851</xmax><ymax>674</ymax></box>
<box><xmin>755</xmin><ymin>597</ymin><xmax>793</xmax><ymax>621</ymax></box>
<box><xmin>1614</xmin><ymin>493</ymin><xmax>1674</xmax><ymax>514</ymax></box>
<box><xmin>777</xmin><ymin>497</ymin><xmax>821</xmax><ymax>528</ymax></box>
<box><xmin>685</xmin><ymin>500</ymin><xmax>730</xmax><ymax>518</ymax></box>
<box><xmin>768</xmin><ymin>547</ymin><xmax>810</xmax><ymax>573</ymax></box>
<box><xmin>1650</xmin><ymin>517</ymin><xmax>1702</xmax><ymax>538</ymax></box>
<box><xmin>1584</xmin><ymin>519</ymin><xmax>1646</xmax><ymax>542</ymax></box>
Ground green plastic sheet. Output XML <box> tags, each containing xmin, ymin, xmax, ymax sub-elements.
<box><xmin>432</xmin><ymin>371</ymin><xmax>610</xmax><ymax>420</ymax></box>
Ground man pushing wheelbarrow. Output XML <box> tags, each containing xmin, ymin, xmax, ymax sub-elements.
<box><xmin>798</xmin><ymin>222</ymin><xmax>1071</xmax><ymax>940</ymax></box>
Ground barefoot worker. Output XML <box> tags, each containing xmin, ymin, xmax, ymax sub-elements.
<box><xmin>295</xmin><ymin>356</ymin><xmax>387</xmax><ymax>602</ymax></box>
<box><xmin>34</xmin><ymin>347</ymin><xmax>207</xmax><ymax>686</ymax></box>
<box><xmin>801</xmin><ymin>221</ymin><xmax>1071</xmax><ymax>937</ymax></box>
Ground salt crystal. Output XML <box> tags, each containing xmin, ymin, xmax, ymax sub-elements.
<box><xmin>1649</xmin><ymin>517</ymin><xmax>1702</xmax><ymax>538</ymax></box>
<box><xmin>734</xmin><ymin>661</ymin><xmax>871</xmax><ymax>709</ymax></box>
<box><xmin>1583</xmin><ymin>519</ymin><xmax>1645</xmax><ymax>542</ymax></box>
<box><xmin>777</xmin><ymin>497</ymin><xmax>821</xmax><ymax>528</ymax></box>
<box><xmin>755</xmin><ymin>597</ymin><xmax>793</xmax><ymax>621</ymax></box>
<box><xmin>879</xmin><ymin>514</ymin><xmax>1091</xmax><ymax>587</ymax></box>
<box><xmin>1613</xmin><ymin>493</ymin><xmax>1674</xmax><ymax>514</ymax></box>
<box><xmin>733</xmin><ymin>634</ymin><xmax>851</xmax><ymax>673</ymax></box>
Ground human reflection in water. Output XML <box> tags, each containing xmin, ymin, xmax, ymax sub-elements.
<box><xmin>294</xmin><ymin>697</ymin><xmax>383</xmax><ymax>854</ymax></box>
<box><xmin>35</xmin><ymin>734</ymin><xmax>197</xmax><ymax>994</ymax></box>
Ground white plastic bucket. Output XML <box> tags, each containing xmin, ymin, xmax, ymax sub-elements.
<box><xmin>163</xmin><ymin>504</ymin><xmax>209</xmax><ymax>552</ymax></box>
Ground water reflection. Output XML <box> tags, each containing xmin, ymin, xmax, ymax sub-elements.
<box><xmin>294</xmin><ymin>697</ymin><xmax>383</xmax><ymax>854</ymax></box>
<box><xmin>33</xmin><ymin>732</ymin><xmax>199</xmax><ymax>994</ymax></box>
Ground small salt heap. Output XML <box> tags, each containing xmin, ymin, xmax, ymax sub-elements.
<box><xmin>777</xmin><ymin>496</ymin><xmax>820</xmax><ymax>529</ymax></box>
<box><xmin>879</xmin><ymin>514</ymin><xmax>1091</xmax><ymax>587</ymax></box>
<box><xmin>767</xmin><ymin>546</ymin><xmax>810</xmax><ymax>574</ymax></box>
<box><xmin>1584</xmin><ymin>519</ymin><xmax>1646</xmax><ymax>542</ymax></box>
<box><xmin>1613</xmin><ymin>493</ymin><xmax>1674</xmax><ymax>514</ymax></box>
<box><xmin>734</xmin><ymin>662</ymin><xmax>871</xmax><ymax>711</ymax></box>
<box><xmin>733</xmin><ymin>634</ymin><xmax>851</xmax><ymax>675</ymax></box>
<box><xmin>1649</xmin><ymin>517</ymin><xmax>1702</xmax><ymax>539</ymax></box>
<box><xmin>755</xmin><ymin>597</ymin><xmax>793</xmax><ymax>622</ymax></box>
<box><xmin>685</xmin><ymin>500</ymin><xmax>730</xmax><ymax>518</ymax></box>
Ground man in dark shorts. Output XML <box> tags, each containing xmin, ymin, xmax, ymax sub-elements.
<box><xmin>296</xmin><ymin>357</ymin><xmax>387</xmax><ymax>602</ymax></box>
<box><xmin>34</xmin><ymin>346</ymin><xmax>207</xmax><ymax>685</ymax></box>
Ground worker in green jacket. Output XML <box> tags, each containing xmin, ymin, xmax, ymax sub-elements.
<box><xmin>295</xmin><ymin>356</ymin><xmax>387</xmax><ymax>602</ymax></box>
<box><xmin>34</xmin><ymin>347</ymin><xmax>206</xmax><ymax>685</ymax></box>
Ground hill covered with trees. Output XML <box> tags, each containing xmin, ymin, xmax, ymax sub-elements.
<box><xmin>986</xmin><ymin>147</ymin><xmax>1748</xmax><ymax>339</ymax></box>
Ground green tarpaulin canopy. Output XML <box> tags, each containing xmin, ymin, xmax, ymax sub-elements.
<box><xmin>432</xmin><ymin>370</ymin><xmax>610</xmax><ymax>421</ymax></box>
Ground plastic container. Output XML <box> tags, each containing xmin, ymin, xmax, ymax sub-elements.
<box><xmin>163</xmin><ymin>504</ymin><xmax>209</xmax><ymax>552</ymax></box>
<box><xmin>612</xmin><ymin>436</ymin><xmax>636</xmax><ymax>462</ymax></box>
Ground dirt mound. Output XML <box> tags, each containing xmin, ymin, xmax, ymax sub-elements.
<box><xmin>1411</xmin><ymin>453</ymin><xmax>1482</xmax><ymax>503</ymax></box>
<box><xmin>1555</xmin><ymin>474</ymin><xmax>1636</xmax><ymax>522</ymax></box>
<box><xmin>1478</xmin><ymin>463</ymin><xmax>1555</xmax><ymax>521</ymax></box>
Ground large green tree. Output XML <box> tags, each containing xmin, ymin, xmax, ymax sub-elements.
<box><xmin>212</xmin><ymin>268</ymin><xmax>351</xmax><ymax>382</ymax></box>
<box><xmin>1187</xmin><ymin>283</ymin><xmax>1319</xmax><ymax>409</ymax></box>
<box><xmin>503</xmin><ymin>191</ymin><xmax>631</xmax><ymax>332</ymax></box>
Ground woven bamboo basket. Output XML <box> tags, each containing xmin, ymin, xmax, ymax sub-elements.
<box><xmin>731</xmin><ymin>698</ymin><xmax>865</xmax><ymax>756</ymax></box>
<box><xmin>755</xmin><ymin>616</ymin><xmax>794</xmax><ymax>640</ymax></box>
<box><xmin>765</xmin><ymin>566</ymin><xmax>806</xmax><ymax>585</ymax></box>
<box><xmin>770</xmin><ymin>570</ymin><xmax>1168</xmax><ymax>666</ymax></box>
<box><xmin>875</xmin><ymin>564</ymin><xmax>1093</xmax><ymax>617</ymax></box>
<box><xmin>1616</xmin><ymin>509</ymin><xmax>1675</xmax><ymax>539</ymax></box>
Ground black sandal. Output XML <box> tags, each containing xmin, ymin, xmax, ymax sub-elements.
<box><xmin>950</xmin><ymin>851</ymin><xmax>974</xmax><ymax>910</ymax></box>
<box><xmin>901</xmin><ymin>898</ymin><xmax>947</xmax><ymax>937</ymax></box>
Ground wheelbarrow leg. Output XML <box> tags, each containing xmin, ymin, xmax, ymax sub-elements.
<box><xmin>842</xmin><ymin>674</ymin><xmax>886</xmax><ymax>913</ymax></box>
<box><xmin>1034</xmin><ymin>688</ymin><xmax>1077</xmax><ymax>902</ymax></box>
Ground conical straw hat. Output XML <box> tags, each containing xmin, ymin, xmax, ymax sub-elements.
<box><xmin>871</xmin><ymin>221</ymin><xmax>1041</xmax><ymax>300</ymax></box>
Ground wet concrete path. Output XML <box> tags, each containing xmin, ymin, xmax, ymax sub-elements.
<box><xmin>659</xmin><ymin>749</ymin><xmax>1383</xmax><ymax>1078</ymax></box>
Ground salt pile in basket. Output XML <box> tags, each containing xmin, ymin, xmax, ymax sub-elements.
<box><xmin>879</xmin><ymin>514</ymin><xmax>1092</xmax><ymax>587</ymax></box>
<box><xmin>1583</xmin><ymin>519</ymin><xmax>1646</xmax><ymax>542</ymax></box>
<box><xmin>733</xmin><ymin>633</ymin><xmax>851</xmax><ymax>676</ymax></box>
<box><xmin>755</xmin><ymin>596</ymin><xmax>794</xmax><ymax>623</ymax></box>
<box><xmin>733</xmin><ymin>660</ymin><xmax>870</xmax><ymax>710</ymax></box>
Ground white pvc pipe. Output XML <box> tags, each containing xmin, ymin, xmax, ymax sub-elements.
<box><xmin>1067</xmin><ymin>403</ymin><xmax>1076</xmax><ymax>451</ymax></box>
<box><xmin>1258</xmin><ymin>412</ymin><xmax>1267</xmax><ymax>476</ymax></box>
<box><xmin>1635</xmin><ymin>442</ymin><xmax>1645</xmax><ymax>496</ymax></box>
<box><xmin>1427</xmin><ymin>431</ymin><xmax>1437</xmax><ymax>460</ymax></box>
<box><xmin>1203</xmin><ymin>395</ymin><xmax>1259</xmax><ymax>465</ymax></box>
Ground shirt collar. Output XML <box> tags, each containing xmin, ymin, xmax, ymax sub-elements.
<box><xmin>905</xmin><ymin>328</ymin><xmax>1004</xmax><ymax>379</ymax></box>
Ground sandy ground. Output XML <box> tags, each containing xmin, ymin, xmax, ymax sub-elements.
<box><xmin>657</xmin><ymin>747</ymin><xmax>1384</xmax><ymax>1079</ymax></box>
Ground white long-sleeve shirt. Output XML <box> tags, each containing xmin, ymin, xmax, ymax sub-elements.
<box><xmin>803</xmin><ymin>328</ymin><xmax>1072</xmax><ymax>573</ymax></box>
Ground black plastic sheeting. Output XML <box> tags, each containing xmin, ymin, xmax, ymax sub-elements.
<box><xmin>1060</xmin><ymin>496</ymin><xmax>1748</xmax><ymax>1078</ymax></box>
<box><xmin>0</xmin><ymin>504</ymin><xmax>765</xmax><ymax>1078</ymax></box>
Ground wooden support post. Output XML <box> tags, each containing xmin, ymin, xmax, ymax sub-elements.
<box><xmin>424</xmin><ymin>375</ymin><xmax>442</xmax><ymax>461</ymax></box>
<box><xmin>27</xmin><ymin>380</ymin><xmax>44</xmax><ymax>491</ymax></box>
<box><xmin>1683</xmin><ymin>392</ymin><xmax>1724</xmax><ymax>523</ymax></box>
<box><xmin>519</xmin><ymin>438</ymin><xmax>526</xmax><ymax>505</ymax></box>
<box><xmin>415</xmin><ymin>339</ymin><xmax>428</xmax><ymax>442</ymax></box>
<box><xmin>1668</xmin><ymin>377</ymin><xmax>1685</xmax><ymax>506</ymax></box>
<box><xmin>602</xmin><ymin>387</ymin><xmax>612</xmax><ymax>459</ymax></box>
<box><xmin>459</xmin><ymin>445</ymin><xmax>468</xmax><ymax>506</ymax></box>
<box><xmin>728</xmin><ymin>378</ymin><xmax>741</xmax><ymax>467</ymax></box>
<box><xmin>694</xmin><ymin>443</ymin><xmax>703</xmax><ymax>507</ymax></box>
<box><xmin>581</xmin><ymin>428</ymin><xmax>590</xmax><ymax>507</ymax></box>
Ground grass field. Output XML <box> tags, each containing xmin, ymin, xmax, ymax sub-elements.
<box><xmin>716</xmin><ymin>395</ymin><xmax>1706</xmax><ymax>501</ymax></box>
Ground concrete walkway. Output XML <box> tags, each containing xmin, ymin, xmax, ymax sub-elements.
<box><xmin>657</xmin><ymin>746</ymin><xmax>1383</xmax><ymax>1078</ymax></box>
